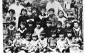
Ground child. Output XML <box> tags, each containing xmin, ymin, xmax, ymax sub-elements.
<box><xmin>6</xmin><ymin>9</ymin><xmax>16</xmax><ymax>23</ymax></box>
<box><xmin>65</xmin><ymin>22</ymin><xmax>73</xmax><ymax>33</ymax></box>
<box><xmin>48</xmin><ymin>8</ymin><xmax>55</xmax><ymax>16</ymax></box>
<box><xmin>73</xmin><ymin>21</ymin><xmax>82</xmax><ymax>37</ymax></box>
<box><xmin>38</xmin><ymin>32</ymin><xmax>47</xmax><ymax>52</ymax></box>
<box><xmin>39</xmin><ymin>7</ymin><xmax>48</xmax><ymax>27</ymax></box>
<box><xmin>18</xmin><ymin>8</ymin><xmax>29</xmax><ymax>28</ymax></box>
<box><xmin>44</xmin><ymin>20</ymin><xmax>52</xmax><ymax>38</ymax></box>
<box><xmin>7</xmin><ymin>22</ymin><xmax>16</xmax><ymax>39</ymax></box>
<box><xmin>26</xmin><ymin>2</ymin><xmax>32</xmax><ymax>17</ymax></box>
<box><xmin>20</xmin><ymin>33</ymin><xmax>32</xmax><ymax>52</ymax></box>
<box><xmin>30</xmin><ymin>7</ymin><xmax>40</xmax><ymax>23</ymax></box>
<box><xmin>12</xmin><ymin>32</ymin><xmax>22</xmax><ymax>53</ymax></box>
<box><xmin>34</xmin><ymin>22</ymin><xmax>44</xmax><ymax>39</ymax></box>
<box><xmin>58</xmin><ymin>10</ymin><xmax>67</xmax><ymax>28</ymax></box>
<box><xmin>30</xmin><ymin>34</ymin><xmax>39</xmax><ymax>52</ymax></box>
<box><xmin>17</xmin><ymin>22</ymin><xmax>27</xmax><ymax>38</ymax></box>
<box><xmin>57</xmin><ymin>32</ymin><xmax>69</xmax><ymax>53</ymax></box>
<box><xmin>47</xmin><ymin>32</ymin><xmax>57</xmax><ymax>52</ymax></box>
<box><xmin>26</xmin><ymin>20</ymin><xmax>35</xmax><ymax>34</ymax></box>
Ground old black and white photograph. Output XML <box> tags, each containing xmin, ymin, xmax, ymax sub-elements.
<box><xmin>2</xmin><ymin>0</ymin><xmax>83</xmax><ymax>53</ymax></box>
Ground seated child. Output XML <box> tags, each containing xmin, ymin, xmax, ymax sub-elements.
<box><xmin>17</xmin><ymin>22</ymin><xmax>27</xmax><ymax>38</ymax></box>
<box><xmin>47</xmin><ymin>32</ymin><xmax>57</xmax><ymax>52</ymax></box>
<box><xmin>12</xmin><ymin>32</ymin><xmax>22</xmax><ymax>53</ymax></box>
<box><xmin>57</xmin><ymin>32</ymin><xmax>69</xmax><ymax>53</ymax></box>
<box><xmin>34</xmin><ymin>22</ymin><xmax>44</xmax><ymax>39</ymax></box>
<box><xmin>30</xmin><ymin>34</ymin><xmax>40</xmax><ymax>52</ymax></box>
<box><xmin>38</xmin><ymin>32</ymin><xmax>47</xmax><ymax>52</ymax></box>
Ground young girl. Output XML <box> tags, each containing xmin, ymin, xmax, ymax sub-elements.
<box><xmin>38</xmin><ymin>32</ymin><xmax>47</xmax><ymax>52</ymax></box>
<box><xmin>57</xmin><ymin>32</ymin><xmax>69</xmax><ymax>53</ymax></box>
<box><xmin>18</xmin><ymin>8</ymin><xmax>29</xmax><ymax>28</ymax></box>
<box><xmin>17</xmin><ymin>22</ymin><xmax>27</xmax><ymax>38</ymax></box>
<box><xmin>34</xmin><ymin>22</ymin><xmax>44</xmax><ymax>39</ymax></box>
<box><xmin>58</xmin><ymin>10</ymin><xmax>67</xmax><ymax>28</ymax></box>
<box><xmin>47</xmin><ymin>32</ymin><xmax>57</xmax><ymax>52</ymax></box>
<box><xmin>30</xmin><ymin>34</ymin><xmax>39</xmax><ymax>52</ymax></box>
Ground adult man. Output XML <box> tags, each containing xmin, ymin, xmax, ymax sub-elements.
<box><xmin>46</xmin><ymin>0</ymin><xmax>67</xmax><ymax>17</ymax></box>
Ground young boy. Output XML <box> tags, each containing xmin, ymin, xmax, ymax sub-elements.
<box><xmin>47</xmin><ymin>32</ymin><xmax>57</xmax><ymax>52</ymax></box>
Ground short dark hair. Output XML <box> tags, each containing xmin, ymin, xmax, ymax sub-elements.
<box><xmin>48</xmin><ymin>8</ymin><xmax>55</xmax><ymax>12</ymax></box>
<box><xmin>20</xmin><ymin>8</ymin><xmax>27</xmax><ymax>15</ymax></box>
<box><xmin>9</xmin><ymin>9</ymin><xmax>15</xmax><ymax>14</ymax></box>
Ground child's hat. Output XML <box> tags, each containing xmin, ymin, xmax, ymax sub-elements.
<box><xmin>27</xmin><ymin>20</ymin><xmax>34</xmax><ymax>24</ymax></box>
<box><xmin>32</xmin><ymin>33</ymin><xmax>38</xmax><ymax>37</ymax></box>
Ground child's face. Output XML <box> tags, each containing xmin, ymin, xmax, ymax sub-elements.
<box><xmin>20</xmin><ymin>24</ymin><xmax>25</xmax><ymax>28</ymax></box>
<box><xmin>29</xmin><ymin>24</ymin><xmax>33</xmax><ymax>27</ymax></box>
<box><xmin>58</xmin><ymin>11</ymin><xmax>64</xmax><ymax>17</ymax></box>
<box><xmin>9</xmin><ymin>24</ymin><xmax>14</xmax><ymax>29</ymax></box>
<box><xmin>59</xmin><ymin>34</ymin><xmax>64</xmax><ymax>39</ymax></box>
<box><xmin>22</xmin><ymin>10</ymin><xmax>26</xmax><ymax>15</ymax></box>
<box><xmin>9</xmin><ymin>12</ymin><xmax>13</xmax><ymax>16</ymax></box>
<box><xmin>49</xmin><ymin>11</ymin><xmax>54</xmax><ymax>15</ymax></box>
<box><xmin>57</xmin><ymin>24</ymin><xmax>61</xmax><ymax>28</ymax></box>
<box><xmin>67</xmin><ymin>33</ymin><xmax>72</xmax><ymax>37</ymax></box>
<box><xmin>27</xmin><ymin>7</ymin><xmax>31</xmax><ymax>12</ymax></box>
<box><xmin>46</xmin><ymin>23</ymin><xmax>51</xmax><ymax>27</ymax></box>
<box><xmin>74</xmin><ymin>23</ymin><xmax>79</xmax><ymax>28</ymax></box>
<box><xmin>32</xmin><ymin>9</ymin><xmax>36</xmax><ymax>14</ymax></box>
<box><xmin>52</xmin><ymin>34</ymin><xmax>56</xmax><ymax>38</ymax></box>
<box><xmin>26</xmin><ymin>36</ymin><xmax>31</xmax><ymax>40</ymax></box>
<box><xmin>36</xmin><ymin>24</ymin><xmax>40</xmax><ymax>28</ymax></box>
<box><xmin>66</xmin><ymin>23</ymin><xmax>71</xmax><ymax>27</ymax></box>
<box><xmin>41</xmin><ymin>9</ymin><xmax>45</xmax><ymax>14</ymax></box>
<box><xmin>40</xmin><ymin>36</ymin><xmax>44</xmax><ymax>40</ymax></box>
<box><xmin>32</xmin><ymin>37</ymin><xmax>37</xmax><ymax>41</ymax></box>
<box><xmin>16</xmin><ymin>33</ymin><xmax>20</xmax><ymax>39</ymax></box>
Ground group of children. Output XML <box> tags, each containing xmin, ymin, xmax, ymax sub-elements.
<box><xmin>3</xmin><ymin>0</ymin><xmax>83</xmax><ymax>53</ymax></box>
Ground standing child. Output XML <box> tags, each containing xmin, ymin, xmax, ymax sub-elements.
<box><xmin>58</xmin><ymin>10</ymin><xmax>67</xmax><ymax>28</ymax></box>
<box><xmin>38</xmin><ymin>32</ymin><xmax>47</xmax><ymax>52</ymax></box>
<box><xmin>17</xmin><ymin>22</ymin><xmax>27</xmax><ymax>38</ymax></box>
<box><xmin>30</xmin><ymin>34</ymin><xmax>39</xmax><ymax>53</ymax></box>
